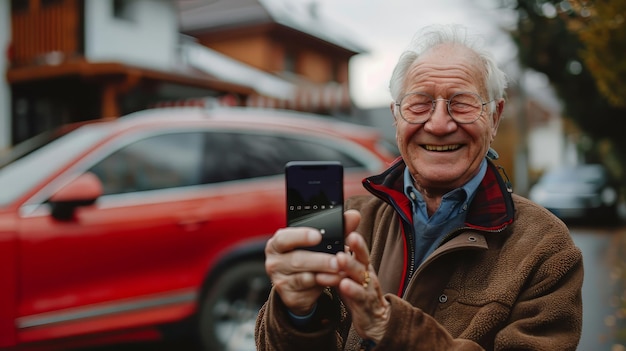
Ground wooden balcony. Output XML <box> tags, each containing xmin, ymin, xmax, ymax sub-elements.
<box><xmin>10</xmin><ymin>0</ymin><xmax>81</xmax><ymax>67</ymax></box>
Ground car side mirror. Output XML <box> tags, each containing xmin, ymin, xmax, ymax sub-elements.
<box><xmin>49</xmin><ymin>172</ymin><xmax>103</xmax><ymax>221</ymax></box>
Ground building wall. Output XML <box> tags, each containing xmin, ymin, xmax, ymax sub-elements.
<box><xmin>336</xmin><ymin>60</ymin><xmax>349</xmax><ymax>83</ymax></box>
<box><xmin>201</xmin><ymin>29</ymin><xmax>343</xmax><ymax>84</ymax></box>
<box><xmin>298</xmin><ymin>49</ymin><xmax>332</xmax><ymax>83</ymax></box>
<box><xmin>528</xmin><ymin>117</ymin><xmax>563</xmax><ymax>173</ymax></box>
<box><xmin>0</xmin><ymin>0</ymin><xmax>10</xmax><ymax>150</ymax></box>
<box><xmin>84</xmin><ymin>0</ymin><xmax>178</xmax><ymax>70</ymax></box>
<box><xmin>206</xmin><ymin>35</ymin><xmax>272</xmax><ymax>70</ymax></box>
<box><xmin>490</xmin><ymin>113</ymin><xmax>519</xmax><ymax>191</ymax></box>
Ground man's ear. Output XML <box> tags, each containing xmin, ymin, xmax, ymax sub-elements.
<box><xmin>390</xmin><ymin>101</ymin><xmax>398</xmax><ymax>126</ymax></box>
<box><xmin>491</xmin><ymin>99</ymin><xmax>505</xmax><ymax>140</ymax></box>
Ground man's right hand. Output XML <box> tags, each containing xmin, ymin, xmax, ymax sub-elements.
<box><xmin>264</xmin><ymin>210</ymin><xmax>361</xmax><ymax>316</ymax></box>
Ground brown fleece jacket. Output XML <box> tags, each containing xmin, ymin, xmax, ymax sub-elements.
<box><xmin>255</xmin><ymin>160</ymin><xmax>583</xmax><ymax>350</ymax></box>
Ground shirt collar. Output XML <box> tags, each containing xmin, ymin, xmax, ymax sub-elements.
<box><xmin>403</xmin><ymin>158</ymin><xmax>488</xmax><ymax>218</ymax></box>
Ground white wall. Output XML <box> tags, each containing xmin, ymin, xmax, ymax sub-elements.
<box><xmin>0</xmin><ymin>0</ymin><xmax>10</xmax><ymax>151</ymax></box>
<box><xmin>528</xmin><ymin>117</ymin><xmax>564</xmax><ymax>172</ymax></box>
<box><xmin>84</xmin><ymin>0</ymin><xmax>178</xmax><ymax>70</ymax></box>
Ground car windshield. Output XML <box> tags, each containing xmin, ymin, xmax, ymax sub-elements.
<box><xmin>0</xmin><ymin>124</ymin><xmax>112</xmax><ymax>207</ymax></box>
<box><xmin>541</xmin><ymin>166</ymin><xmax>606</xmax><ymax>186</ymax></box>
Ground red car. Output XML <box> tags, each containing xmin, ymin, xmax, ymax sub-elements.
<box><xmin>0</xmin><ymin>107</ymin><xmax>396</xmax><ymax>351</ymax></box>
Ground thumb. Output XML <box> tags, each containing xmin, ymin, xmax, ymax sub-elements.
<box><xmin>344</xmin><ymin>209</ymin><xmax>361</xmax><ymax>234</ymax></box>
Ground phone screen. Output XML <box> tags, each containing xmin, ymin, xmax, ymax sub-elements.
<box><xmin>285</xmin><ymin>161</ymin><xmax>344</xmax><ymax>253</ymax></box>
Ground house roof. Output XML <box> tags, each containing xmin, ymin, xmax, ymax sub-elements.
<box><xmin>180</xmin><ymin>37</ymin><xmax>295</xmax><ymax>99</ymax></box>
<box><xmin>177</xmin><ymin>0</ymin><xmax>368</xmax><ymax>54</ymax></box>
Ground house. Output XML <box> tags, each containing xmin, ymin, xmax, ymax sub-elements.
<box><xmin>1</xmin><ymin>0</ymin><xmax>570</xmax><ymax>197</ymax></box>
<box><xmin>178</xmin><ymin>0</ymin><xmax>366</xmax><ymax>113</ymax></box>
<box><xmin>2</xmin><ymin>0</ymin><xmax>366</xmax><ymax>148</ymax></box>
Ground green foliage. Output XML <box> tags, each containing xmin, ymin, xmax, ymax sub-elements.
<box><xmin>572</xmin><ymin>0</ymin><xmax>626</xmax><ymax>108</ymax></box>
<box><xmin>506</xmin><ymin>0</ymin><xmax>626</xmax><ymax>180</ymax></box>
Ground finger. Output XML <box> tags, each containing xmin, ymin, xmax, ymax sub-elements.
<box><xmin>338</xmin><ymin>272</ymin><xmax>390</xmax><ymax>342</ymax></box>
<box><xmin>288</xmin><ymin>250</ymin><xmax>340</xmax><ymax>274</ymax></box>
<box><xmin>344</xmin><ymin>209</ymin><xmax>361</xmax><ymax>235</ymax></box>
<box><xmin>273</xmin><ymin>271</ymin><xmax>325</xmax><ymax>316</ymax></box>
<box><xmin>266</xmin><ymin>228</ymin><xmax>322</xmax><ymax>255</ymax></box>
<box><xmin>315</xmin><ymin>270</ymin><xmax>347</xmax><ymax>287</ymax></box>
<box><xmin>289</xmin><ymin>271</ymin><xmax>316</xmax><ymax>291</ymax></box>
<box><xmin>342</xmin><ymin>209</ymin><xmax>361</xmax><ymax>255</ymax></box>
<box><xmin>338</xmin><ymin>265</ymin><xmax>384</xmax><ymax>306</ymax></box>
<box><xmin>335</xmin><ymin>250</ymin><xmax>368</xmax><ymax>286</ymax></box>
<box><xmin>345</xmin><ymin>232</ymin><xmax>370</xmax><ymax>266</ymax></box>
<box><xmin>266</xmin><ymin>249</ymin><xmax>339</xmax><ymax>280</ymax></box>
<box><xmin>339</xmin><ymin>273</ymin><xmax>368</xmax><ymax>296</ymax></box>
<box><xmin>342</xmin><ymin>269</ymin><xmax>372</xmax><ymax>291</ymax></box>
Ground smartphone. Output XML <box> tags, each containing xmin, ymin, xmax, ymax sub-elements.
<box><xmin>285</xmin><ymin>161</ymin><xmax>344</xmax><ymax>254</ymax></box>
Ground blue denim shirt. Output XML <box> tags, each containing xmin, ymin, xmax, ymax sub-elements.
<box><xmin>403</xmin><ymin>158</ymin><xmax>487</xmax><ymax>266</ymax></box>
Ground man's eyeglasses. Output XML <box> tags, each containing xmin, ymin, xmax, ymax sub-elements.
<box><xmin>394</xmin><ymin>92</ymin><xmax>493</xmax><ymax>124</ymax></box>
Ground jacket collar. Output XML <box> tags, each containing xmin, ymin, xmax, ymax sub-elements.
<box><xmin>363</xmin><ymin>158</ymin><xmax>515</xmax><ymax>231</ymax></box>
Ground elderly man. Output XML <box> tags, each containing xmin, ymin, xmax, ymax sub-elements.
<box><xmin>256</xmin><ymin>24</ymin><xmax>583</xmax><ymax>350</ymax></box>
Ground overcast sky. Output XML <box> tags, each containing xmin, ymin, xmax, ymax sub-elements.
<box><xmin>314</xmin><ymin>0</ymin><xmax>520</xmax><ymax>108</ymax></box>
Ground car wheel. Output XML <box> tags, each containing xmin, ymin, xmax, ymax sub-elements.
<box><xmin>198</xmin><ymin>260</ymin><xmax>271</xmax><ymax>351</ymax></box>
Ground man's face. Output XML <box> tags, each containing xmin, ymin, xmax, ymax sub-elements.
<box><xmin>393</xmin><ymin>43</ymin><xmax>504</xmax><ymax>194</ymax></box>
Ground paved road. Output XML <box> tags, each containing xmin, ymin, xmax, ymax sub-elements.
<box><xmin>571</xmin><ymin>224</ymin><xmax>626</xmax><ymax>351</ymax></box>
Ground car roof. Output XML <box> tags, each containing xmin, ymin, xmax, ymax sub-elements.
<box><xmin>546</xmin><ymin>164</ymin><xmax>607</xmax><ymax>175</ymax></box>
<box><xmin>1</xmin><ymin>106</ymin><xmax>396</xmax><ymax>180</ymax></box>
<box><xmin>540</xmin><ymin>164</ymin><xmax>610</xmax><ymax>183</ymax></box>
<box><xmin>115</xmin><ymin>106</ymin><xmax>384</xmax><ymax>142</ymax></box>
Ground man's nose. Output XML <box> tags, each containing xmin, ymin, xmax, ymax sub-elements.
<box><xmin>433</xmin><ymin>99</ymin><xmax>450</xmax><ymax>117</ymax></box>
<box><xmin>424</xmin><ymin>99</ymin><xmax>456</xmax><ymax>133</ymax></box>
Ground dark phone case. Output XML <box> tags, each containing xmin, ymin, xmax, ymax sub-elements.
<box><xmin>285</xmin><ymin>161</ymin><xmax>344</xmax><ymax>254</ymax></box>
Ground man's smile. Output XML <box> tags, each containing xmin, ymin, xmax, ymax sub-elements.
<box><xmin>422</xmin><ymin>144</ymin><xmax>462</xmax><ymax>152</ymax></box>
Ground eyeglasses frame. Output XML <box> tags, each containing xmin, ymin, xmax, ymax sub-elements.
<box><xmin>394</xmin><ymin>91</ymin><xmax>495</xmax><ymax>124</ymax></box>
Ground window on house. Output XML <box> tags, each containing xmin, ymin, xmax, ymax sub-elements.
<box><xmin>10</xmin><ymin>0</ymin><xmax>28</xmax><ymax>12</ymax></box>
<box><xmin>113</xmin><ymin>0</ymin><xmax>134</xmax><ymax>21</ymax></box>
<box><xmin>10</xmin><ymin>0</ymin><xmax>62</xmax><ymax>12</ymax></box>
<box><xmin>42</xmin><ymin>0</ymin><xmax>63</xmax><ymax>7</ymax></box>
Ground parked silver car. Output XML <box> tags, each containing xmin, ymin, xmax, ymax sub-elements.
<box><xmin>528</xmin><ymin>164</ymin><xmax>620</xmax><ymax>223</ymax></box>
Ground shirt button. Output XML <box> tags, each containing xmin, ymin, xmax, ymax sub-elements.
<box><xmin>438</xmin><ymin>294</ymin><xmax>448</xmax><ymax>303</ymax></box>
<box><xmin>410</xmin><ymin>192</ymin><xmax>416</xmax><ymax>200</ymax></box>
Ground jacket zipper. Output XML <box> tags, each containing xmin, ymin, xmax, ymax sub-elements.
<box><xmin>364</xmin><ymin>178</ymin><xmax>417</xmax><ymax>293</ymax></box>
<box><xmin>402</xmin><ymin>218</ymin><xmax>416</xmax><ymax>287</ymax></box>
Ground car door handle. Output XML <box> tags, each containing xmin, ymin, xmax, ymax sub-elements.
<box><xmin>177</xmin><ymin>217</ymin><xmax>209</xmax><ymax>231</ymax></box>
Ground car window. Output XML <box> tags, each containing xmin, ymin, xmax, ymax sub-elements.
<box><xmin>0</xmin><ymin>125</ymin><xmax>111</xmax><ymax>207</ymax></box>
<box><xmin>89</xmin><ymin>132</ymin><xmax>203</xmax><ymax>195</ymax></box>
<box><xmin>201</xmin><ymin>132</ymin><xmax>286</xmax><ymax>182</ymax></box>
<box><xmin>201</xmin><ymin>132</ymin><xmax>367</xmax><ymax>184</ymax></box>
<box><xmin>88</xmin><ymin>129</ymin><xmax>376</xmax><ymax>195</ymax></box>
<box><xmin>541</xmin><ymin>166</ymin><xmax>607</xmax><ymax>186</ymax></box>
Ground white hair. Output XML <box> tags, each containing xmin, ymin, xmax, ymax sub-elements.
<box><xmin>389</xmin><ymin>24</ymin><xmax>508</xmax><ymax>108</ymax></box>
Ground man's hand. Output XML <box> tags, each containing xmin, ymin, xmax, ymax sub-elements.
<box><xmin>264</xmin><ymin>210</ymin><xmax>362</xmax><ymax>316</ymax></box>
<box><xmin>336</xmin><ymin>231</ymin><xmax>390</xmax><ymax>343</ymax></box>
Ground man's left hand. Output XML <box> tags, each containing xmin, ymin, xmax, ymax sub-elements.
<box><xmin>336</xmin><ymin>232</ymin><xmax>390</xmax><ymax>343</ymax></box>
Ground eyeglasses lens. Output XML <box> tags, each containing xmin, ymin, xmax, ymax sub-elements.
<box><xmin>400</xmin><ymin>93</ymin><xmax>483</xmax><ymax>124</ymax></box>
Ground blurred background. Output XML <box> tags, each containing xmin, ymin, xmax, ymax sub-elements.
<box><xmin>1</xmin><ymin>0</ymin><xmax>626</xmax><ymax>350</ymax></box>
